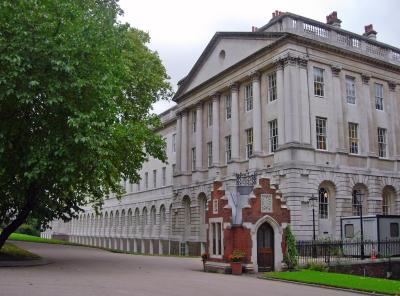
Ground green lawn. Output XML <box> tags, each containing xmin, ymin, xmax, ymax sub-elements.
<box><xmin>8</xmin><ymin>233</ymin><xmax>72</xmax><ymax>245</ymax></box>
<box><xmin>0</xmin><ymin>242</ymin><xmax>40</xmax><ymax>260</ymax></box>
<box><xmin>264</xmin><ymin>270</ymin><xmax>400</xmax><ymax>295</ymax></box>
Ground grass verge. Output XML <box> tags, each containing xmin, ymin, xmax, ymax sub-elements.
<box><xmin>264</xmin><ymin>270</ymin><xmax>400</xmax><ymax>295</ymax></box>
<box><xmin>8</xmin><ymin>233</ymin><xmax>72</xmax><ymax>245</ymax></box>
<box><xmin>0</xmin><ymin>242</ymin><xmax>40</xmax><ymax>261</ymax></box>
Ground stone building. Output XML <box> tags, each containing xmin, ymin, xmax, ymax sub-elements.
<box><xmin>43</xmin><ymin>11</ymin><xmax>400</xmax><ymax>271</ymax></box>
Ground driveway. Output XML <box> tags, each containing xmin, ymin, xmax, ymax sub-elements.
<box><xmin>0</xmin><ymin>241</ymin><xmax>360</xmax><ymax>296</ymax></box>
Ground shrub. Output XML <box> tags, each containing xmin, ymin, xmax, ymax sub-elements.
<box><xmin>283</xmin><ymin>225</ymin><xmax>298</xmax><ymax>270</ymax></box>
<box><xmin>306</xmin><ymin>261</ymin><xmax>327</xmax><ymax>272</ymax></box>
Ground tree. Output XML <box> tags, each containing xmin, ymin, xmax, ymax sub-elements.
<box><xmin>283</xmin><ymin>225</ymin><xmax>298</xmax><ymax>270</ymax></box>
<box><xmin>0</xmin><ymin>0</ymin><xmax>172</xmax><ymax>250</ymax></box>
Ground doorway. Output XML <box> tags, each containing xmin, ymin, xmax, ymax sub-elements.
<box><xmin>257</xmin><ymin>222</ymin><xmax>274</xmax><ymax>271</ymax></box>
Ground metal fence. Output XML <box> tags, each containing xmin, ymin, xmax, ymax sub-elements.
<box><xmin>296</xmin><ymin>239</ymin><xmax>400</xmax><ymax>265</ymax></box>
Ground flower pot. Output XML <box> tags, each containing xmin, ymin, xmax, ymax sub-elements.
<box><xmin>230</xmin><ymin>262</ymin><xmax>242</xmax><ymax>275</ymax></box>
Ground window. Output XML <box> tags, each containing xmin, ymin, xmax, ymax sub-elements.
<box><xmin>352</xmin><ymin>189</ymin><xmax>363</xmax><ymax>216</ymax></box>
<box><xmin>344</xmin><ymin>224</ymin><xmax>354</xmax><ymax>238</ymax></box>
<box><xmin>390</xmin><ymin>223</ymin><xmax>399</xmax><ymax>237</ymax></box>
<box><xmin>268</xmin><ymin>72</ymin><xmax>277</xmax><ymax>102</ymax></box>
<box><xmin>269</xmin><ymin>119</ymin><xmax>278</xmax><ymax>153</ymax></box>
<box><xmin>192</xmin><ymin>110</ymin><xmax>197</xmax><ymax>132</ymax></box>
<box><xmin>191</xmin><ymin>147</ymin><xmax>196</xmax><ymax>171</ymax></box>
<box><xmin>375</xmin><ymin>83</ymin><xmax>384</xmax><ymax>110</ymax></box>
<box><xmin>246</xmin><ymin>128</ymin><xmax>253</xmax><ymax>159</ymax></box>
<box><xmin>245</xmin><ymin>84</ymin><xmax>253</xmax><ymax>111</ymax></box>
<box><xmin>207</xmin><ymin>142</ymin><xmax>213</xmax><ymax>167</ymax></box>
<box><xmin>319</xmin><ymin>188</ymin><xmax>329</xmax><ymax>219</ymax></box>
<box><xmin>316</xmin><ymin>117</ymin><xmax>327</xmax><ymax>150</ymax></box>
<box><xmin>162</xmin><ymin>167</ymin><xmax>166</xmax><ymax>186</ymax></box>
<box><xmin>348</xmin><ymin>122</ymin><xmax>359</xmax><ymax>154</ymax></box>
<box><xmin>225</xmin><ymin>95</ymin><xmax>232</xmax><ymax>119</ymax></box>
<box><xmin>313</xmin><ymin>67</ymin><xmax>324</xmax><ymax>97</ymax></box>
<box><xmin>145</xmin><ymin>172</ymin><xmax>148</xmax><ymax>189</ymax></box>
<box><xmin>346</xmin><ymin>76</ymin><xmax>356</xmax><ymax>104</ymax></box>
<box><xmin>378</xmin><ymin>128</ymin><xmax>387</xmax><ymax>158</ymax></box>
<box><xmin>225</xmin><ymin>135</ymin><xmax>231</xmax><ymax>163</ymax></box>
<box><xmin>153</xmin><ymin>170</ymin><xmax>157</xmax><ymax>188</ymax></box>
<box><xmin>172</xmin><ymin>133</ymin><xmax>176</xmax><ymax>152</ymax></box>
<box><xmin>383</xmin><ymin>194</ymin><xmax>390</xmax><ymax>215</ymax></box>
<box><xmin>210</xmin><ymin>221</ymin><xmax>222</xmax><ymax>257</ymax></box>
<box><xmin>208</xmin><ymin>102</ymin><xmax>213</xmax><ymax>126</ymax></box>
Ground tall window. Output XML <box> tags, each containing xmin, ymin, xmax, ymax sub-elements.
<box><xmin>145</xmin><ymin>172</ymin><xmax>148</xmax><ymax>189</ymax></box>
<box><xmin>210</xmin><ymin>221</ymin><xmax>222</xmax><ymax>256</ymax></box>
<box><xmin>378</xmin><ymin>128</ymin><xmax>387</xmax><ymax>158</ymax></box>
<box><xmin>348</xmin><ymin>122</ymin><xmax>359</xmax><ymax>154</ymax></box>
<box><xmin>191</xmin><ymin>147</ymin><xmax>196</xmax><ymax>171</ymax></box>
<box><xmin>382</xmin><ymin>188</ymin><xmax>394</xmax><ymax>215</ymax></box>
<box><xmin>207</xmin><ymin>142</ymin><xmax>213</xmax><ymax>167</ymax></box>
<box><xmin>383</xmin><ymin>194</ymin><xmax>390</xmax><ymax>215</ymax></box>
<box><xmin>269</xmin><ymin>119</ymin><xmax>278</xmax><ymax>152</ymax></box>
<box><xmin>346</xmin><ymin>76</ymin><xmax>356</xmax><ymax>104</ymax></box>
<box><xmin>316</xmin><ymin>117</ymin><xmax>327</xmax><ymax>150</ymax></box>
<box><xmin>352</xmin><ymin>189</ymin><xmax>363</xmax><ymax>216</ymax></box>
<box><xmin>319</xmin><ymin>188</ymin><xmax>329</xmax><ymax>219</ymax></box>
<box><xmin>375</xmin><ymin>83</ymin><xmax>384</xmax><ymax>110</ymax></box>
<box><xmin>245</xmin><ymin>84</ymin><xmax>253</xmax><ymax>111</ymax></box>
<box><xmin>313</xmin><ymin>67</ymin><xmax>324</xmax><ymax>97</ymax></box>
<box><xmin>268</xmin><ymin>72</ymin><xmax>277</xmax><ymax>102</ymax></box>
<box><xmin>192</xmin><ymin>110</ymin><xmax>197</xmax><ymax>132</ymax></box>
<box><xmin>153</xmin><ymin>170</ymin><xmax>157</xmax><ymax>188</ymax></box>
<box><xmin>162</xmin><ymin>167</ymin><xmax>166</xmax><ymax>186</ymax></box>
<box><xmin>225</xmin><ymin>95</ymin><xmax>232</xmax><ymax>119</ymax></box>
<box><xmin>246</xmin><ymin>128</ymin><xmax>253</xmax><ymax>159</ymax></box>
<box><xmin>225</xmin><ymin>135</ymin><xmax>232</xmax><ymax>163</ymax></box>
<box><xmin>208</xmin><ymin>102</ymin><xmax>213</xmax><ymax>126</ymax></box>
<box><xmin>172</xmin><ymin>133</ymin><xmax>176</xmax><ymax>152</ymax></box>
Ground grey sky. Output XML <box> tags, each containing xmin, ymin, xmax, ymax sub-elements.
<box><xmin>118</xmin><ymin>0</ymin><xmax>400</xmax><ymax>114</ymax></box>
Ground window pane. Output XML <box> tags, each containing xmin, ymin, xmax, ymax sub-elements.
<box><xmin>344</xmin><ymin>224</ymin><xmax>354</xmax><ymax>238</ymax></box>
<box><xmin>390</xmin><ymin>223</ymin><xmax>399</xmax><ymax>237</ymax></box>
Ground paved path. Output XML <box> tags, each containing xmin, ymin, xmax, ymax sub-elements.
<box><xmin>0</xmin><ymin>241</ymin><xmax>361</xmax><ymax>296</ymax></box>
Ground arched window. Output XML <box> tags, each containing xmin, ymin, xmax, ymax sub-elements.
<box><xmin>383</xmin><ymin>186</ymin><xmax>396</xmax><ymax>215</ymax></box>
<box><xmin>352</xmin><ymin>189</ymin><xmax>363</xmax><ymax>216</ymax></box>
<box><xmin>183</xmin><ymin>196</ymin><xmax>191</xmax><ymax>225</ymax></box>
<box><xmin>160</xmin><ymin>205</ymin><xmax>166</xmax><ymax>225</ymax></box>
<box><xmin>318</xmin><ymin>188</ymin><xmax>329</xmax><ymax>219</ymax></box>
<box><xmin>198</xmin><ymin>194</ymin><xmax>207</xmax><ymax>225</ymax></box>
<box><xmin>150</xmin><ymin>206</ymin><xmax>156</xmax><ymax>225</ymax></box>
<box><xmin>142</xmin><ymin>207</ymin><xmax>148</xmax><ymax>225</ymax></box>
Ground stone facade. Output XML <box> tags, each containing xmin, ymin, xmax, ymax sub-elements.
<box><xmin>43</xmin><ymin>12</ymin><xmax>400</xmax><ymax>268</ymax></box>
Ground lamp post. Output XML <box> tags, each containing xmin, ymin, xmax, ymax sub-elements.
<box><xmin>357</xmin><ymin>191</ymin><xmax>365</xmax><ymax>260</ymax></box>
<box><xmin>309</xmin><ymin>194</ymin><xmax>317</xmax><ymax>257</ymax></box>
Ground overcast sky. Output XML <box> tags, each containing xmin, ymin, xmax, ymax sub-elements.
<box><xmin>118</xmin><ymin>0</ymin><xmax>400</xmax><ymax>114</ymax></box>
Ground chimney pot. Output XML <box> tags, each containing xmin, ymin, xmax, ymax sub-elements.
<box><xmin>363</xmin><ymin>24</ymin><xmax>377</xmax><ymax>40</ymax></box>
<box><xmin>326</xmin><ymin>11</ymin><xmax>341</xmax><ymax>27</ymax></box>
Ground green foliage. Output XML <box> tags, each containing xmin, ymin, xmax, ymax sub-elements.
<box><xmin>264</xmin><ymin>270</ymin><xmax>400</xmax><ymax>295</ymax></box>
<box><xmin>283</xmin><ymin>225</ymin><xmax>298</xmax><ymax>270</ymax></box>
<box><xmin>16</xmin><ymin>224</ymin><xmax>40</xmax><ymax>237</ymax></box>
<box><xmin>0</xmin><ymin>0</ymin><xmax>172</xmax><ymax>246</ymax></box>
<box><xmin>9</xmin><ymin>233</ymin><xmax>73</xmax><ymax>245</ymax></box>
<box><xmin>305</xmin><ymin>261</ymin><xmax>327</xmax><ymax>272</ymax></box>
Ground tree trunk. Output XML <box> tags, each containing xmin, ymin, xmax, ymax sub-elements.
<box><xmin>0</xmin><ymin>184</ymin><xmax>39</xmax><ymax>250</ymax></box>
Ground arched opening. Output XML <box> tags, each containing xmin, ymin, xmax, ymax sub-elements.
<box><xmin>257</xmin><ymin>222</ymin><xmax>274</xmax><ymax>271</ymax></box>
<box><xmin>115</xmin><ymin>210</ymin><xmax>119</xmax><ymax>236</ymax></box>
<box><xmin>182</xmin><ymin>196</ymin><xmax>191</xmax><ymax>225</ymax></box>
<box><xmin>142</xmin><ymin>207</ymin><xmax>148</xmax><ymax>226</ymax></box>
<box><xmin>150</xmin><ymin>206</ymin><xmax>156</xmax><ymax>226</ymax></box>
<box><xmin>318</xmin><ymin>181</ymin><xmax>336</xmax><ymax>238</ymax></box>
<box><xmin>121</xmin><ymin>209</ymin><xmax>126</xmax><ymax>235</ymax></box>
<box><xmin>352</xmin><ymin>184</ymin><xmax>368</xmax><ymax>216</ymax></box>
<box><xmin>383</xmin><ymin>186</ymin><xmax>396</xmax><ymax>215</ymax></box>
<box><xmin>159</xmin><ymin>205</ymin><xmax>166</xmax><ymax>225</ymax></box>
<box><xmin>198</xmin><ymin>193</ymin><xmax>207</xmax><ymax>225</ymax></box>
<box><xmin>134</xmin><ymin>208</ymin><xmax>140</xmax><ymax>234</ymax></box>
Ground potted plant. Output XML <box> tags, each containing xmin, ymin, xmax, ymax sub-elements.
<box><xmin>201</xmin><ymin>253</ymin><xmax>208</xmax><ymax>272</ymax></box>
<box><xmin>229</xmin><ymin>249</ymin><xmax>245</xmax><ymax>275</ymax></box>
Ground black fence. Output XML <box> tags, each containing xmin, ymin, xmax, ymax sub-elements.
<box><xmin>296</xmin><ymin>239</ymin><xmax>400</xmax><ymax>265</ymax></box>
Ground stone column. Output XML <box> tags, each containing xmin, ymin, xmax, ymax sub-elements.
<box><xmin>176</xmin><ymin>113</ymin><xmax>182</xmax><ymax>173</ymax></box>
<box><xmin>252</xmin><ymin>72</ymin><xmax>262</xmax><ymax>155</ymax></box>
<box><xmin>181</xmin><ymin>111</ymin><xmax>188</xmax><ymax>173</ymax></box>
<box><xmin>231</xmin><ymin>83</ymin><xmax>240</xmax><ymax>160</ymax></box>
<box><xmin>195</xmin><ymin>104</ymin><xmax>203</xmax><ymax>170</ymax></box>
<box><xmin>212</xmin><ymin>93</ymin><xmax>220</xmax><ymax>165</ymax></box>
<box><xmin>276</xmin><ymin>61</ymin><xmax>285</xmax><ymax>146</ymax></box>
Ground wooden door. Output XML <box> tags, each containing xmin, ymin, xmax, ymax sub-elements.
<box><xmin>257</xmin><ymin>222</ymin><xmax>274</xmax><ymax>271</ymax></box>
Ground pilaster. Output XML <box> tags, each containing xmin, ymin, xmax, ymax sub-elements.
<box><xmin>195</xmin><ymin>104</ymin><xmax>203</xmax><ymax>170</ymax></box>
<box><xmin>230</xmin><ymin>83</ymin><xmax>240</xmax><ymax>160</ymax></box>
<box><xmin>251</xmin><ymin>71</ymin><xmax>262</xmax><ymax>155</ymax></box>
<box><xmin>212</xmin><ymin>93</ymin><xmax>220</xmax><ymax>166</ymax></box>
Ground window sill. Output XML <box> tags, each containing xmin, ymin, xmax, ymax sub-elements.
<box><xmin>314</xmin><ymin>95</ymin><xmax>325</xmax><ymax>99</ymax></box>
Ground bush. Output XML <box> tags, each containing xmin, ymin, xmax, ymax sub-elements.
<box><xmin>306</xmin><ymin>261</ymin><xmax>327</xmax><ymax>272</ymax></box>
<box><xmin>16</xmin><ymin>224</ymin><xmax>40</xmax><ymax>237</ymax></box>
<box><xmin>283</xmin><ymin>225</ymin><xmax>298</xmax><ymax>270</ymax></box>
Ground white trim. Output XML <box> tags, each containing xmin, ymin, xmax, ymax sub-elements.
<box><xmin>209</xmin><ymin>217</ymin><xmax>224</xmax><ymax>259</ymax></box>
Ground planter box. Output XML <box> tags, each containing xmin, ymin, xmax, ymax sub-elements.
<box><xmin>231</xmin><ymin>262</ymin><xmax>242</xmax><ymax>275</ymax></box>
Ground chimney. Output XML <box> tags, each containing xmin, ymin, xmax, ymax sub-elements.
<box><xmin>251</xmin><ymin>26</ymin><xmax>258</xmax><ymax>32</ymax></box>
<box><xmin>326</xmin><ymin>11</ymin><xmax>342</xmax><ymax>27</ymax></box>
<box><xmin>272</xmin><ymin>10</ymin><xmax>283</xmax><ymax>18</ymax></box>
<box><xmin>363</xmin><ymin>24</ymin><xmax>377</xmax><ymax>40</ymax></box>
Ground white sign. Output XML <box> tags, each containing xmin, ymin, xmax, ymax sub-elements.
<box><xmin>261</xmin><ymin>194</ymin><xmax>273</xmax><ymax>213</ymax></box>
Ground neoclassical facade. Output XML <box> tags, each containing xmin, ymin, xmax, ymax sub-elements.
<box><xmin>43</xmin><ymin>11</ymin><xmax>400</xmax><ymax>269</ymax></box>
